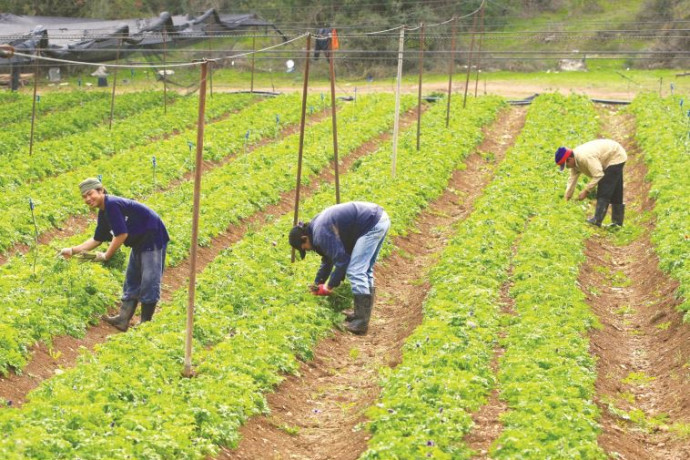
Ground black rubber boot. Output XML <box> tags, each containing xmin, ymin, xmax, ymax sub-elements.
<box><xmin>345</xmin><ymin>294</ymin><xmax>373</xmax><ymax>335</ymax></box>
<box><xmin>586</xmin><ymin>199</ymin><xmax>610</xmax><ymax>227</ymax></box>
<box><xmin>343</xmin><ymin>287</ymin><xmax>375</xmax><ymax>322</ymax></box>
<box><xmin>103</xmin><ymin>299</ymin><xmax>137</xmax><ymax>332</ymax></box>
<box><xmin>609</xmin><ymin>203</ymin><xmax>625</xmax><ymax>227</ymax></box>
<box><xmin>140</xmin><ymin>302</ymin><xmax>157</xmax><ymax>323</ymax></box>
<box><xmin>343</xmin><ymin>308</ymin><xmax>355</xmax><ymax>322</ymax></box>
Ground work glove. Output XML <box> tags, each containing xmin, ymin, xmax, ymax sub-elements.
<box><xmin>95</xmin><ymin>252</ymin><xmax>108</xmax><ymax>262</ymax></box>
<box><xmin>312</xmin><ymin>284</ymin><xmax>332</xmax><ymax>296</ymax></box>
<box><xmin>59</xmin><ymin>247</ymin><xmax>73</xmax><ymax>259</ymax></box>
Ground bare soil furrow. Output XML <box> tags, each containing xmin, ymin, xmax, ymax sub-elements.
<box><xmin>220</xmin><ymin>105</ymin><xmax>527</xmax><ymax>460</ymax></box>
<box><xmin>587</xmin><ymin>107</ymin><xmax>690</xmax><ymax>460</ymax></box>
<box><xmin>0</xmin><ymin>106</ymin><xmax>406</xmax><ymax>407</ymax></box>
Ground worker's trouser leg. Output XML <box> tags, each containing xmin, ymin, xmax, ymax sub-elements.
<box><xmin>610</xmin><ymin>204</ymin><xmax>625</xmax><ymax>227</ymax></box>
<box><xmin>122</xmin><ymin>245</ymin><xmax>167</xmax><ymax>305</ymax></box>
<box><xmin>606</xmin><ymin>162</ymin><xmax>625</xmax><ymax>227</ymax></box>
<box><xmin>589</xmin><ymin>162</ymin><xmax>625</xmax><ymax>227</ymax></box>
<box><xmin>346</xmin><ymin>212</ymin><xmax>390</xmax><ymax>295</ymax></box>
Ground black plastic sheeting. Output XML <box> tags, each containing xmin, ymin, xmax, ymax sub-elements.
<box><xmin>508</xmin><ymin>94</ymin><xmax>631</xmax><ymax>106</ymax></box>
<box><xmin>0</xmin><ymin>9</ymin><xmax>284</xmax><ymax>71</ymax></box>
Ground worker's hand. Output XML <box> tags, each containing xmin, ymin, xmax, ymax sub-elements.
<box><xmin>95</xmin><ymin>252</ymin><xmax>108</xmax><ymax>262</ymax></box>
<box><xmin>313</xmin><ymin>284</ymin><xmax>332</xmax><ymax>296</ymax></box>
<box><xmin>577</xmin><ymin>190</ymin><xmax>588</xmax><ymax>201</ymax></box>
<box><xmin>59</xmin><ymin>247</ymin><xmax>73</xmax><ymax>259</ymax></box>
<box><xmin>565</xmin><ymin>195</ymin><xmax>571</xmax><ymax>202</ymax></box>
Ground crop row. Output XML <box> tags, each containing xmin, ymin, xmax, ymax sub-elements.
<box><xmin>0</xmin><ymin>95</ymin><xmax>504</xmax><ymax>458</ymax></box>
<box><xmin>0</xmin><ymin>90</ymin><xmax>109</xmax><ymax>126</ymax></box>
<box><xmin>0</xmin><ymin>93</ymin><xmax>391</xmax><ymax>375</ymax></box>
<box><xmin>0</xmin><ymin>91</ymin><xmax>166</xmax><ymax>154</ymax></box>
<box><xmin>0</xmin><ymin>92</ymin><xmax>319</xmax><ymax>253</ymax></box>
<box><xmin>629</xmin><ymin>93</ymin><xmax>690</xmax><ymax>317</ymax></box>
<box><xmin>0</xmin><ymin>89</ymin><xmax>260</xmax><ymax>188</ymax></box>
<box><xmin>364</xmin><ymin>94</ymin><xmax>604</xmax><ymax>459</ymax></box>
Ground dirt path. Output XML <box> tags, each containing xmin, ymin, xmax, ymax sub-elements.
<box><xmin>0</xmin><ymin>106</ymin><xmax>417</xmax><ymax>407</ymax></box>
<box><xmin>219</xmin><ymin>106</ymin><xmax>527</xmax><ymax>460</ymax></box>
<box><xmin>585</xmin><ymin>107</ymin><xmax>690</xmax><ymax>459</ymax></box>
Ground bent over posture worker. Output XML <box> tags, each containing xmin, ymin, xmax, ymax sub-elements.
<box><xmin>60</xmin><ymin>178</ymin><xmax>169</xmax><ymax>331</ymax></box>
<box><xmin>289</xmin><ymin>201</ymin><xmax>390</xmax><ymax>335</ymax></box>
<box><xmin>555</xmin><ymin>139</ymin><xmax>627</xmax><ymax>227</ymax></box>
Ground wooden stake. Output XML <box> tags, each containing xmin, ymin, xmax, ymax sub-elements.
<box><xmin>109</xmin><ymin>37</ymin><xmax>122</xmax><ymax>130</ymax></box>
<box><xmin>163</xmin><ymin>29</ymin><xmax>168</xmax><ymax>115</ymax></box>
<box><xmin>182</xmin><ymin>60</ymin><xmax>208</xmax><ymax>378</ymax></box>
<box><xmin>292</xmin><ymin>34</ymin><xmax>312</xmax><ymax>263</ymax></box>
<box><xmin>463</xmin><ymin>13</ymin><xmax>478</xmax><ymax>109</ymax></box>
<box><xmin>250</xmin><ymin>34</ymin><xmax>256</xmax><ymax>93</ymax></box>
<box><xmin>328</xmin><ymin>35</ymin><xmax>341</xmax><ymax>204</ymax></box>
<box><xmin>474</xmin><ymin>3</ymin><xmax>485</xmax><ymax>98</ymax></box>
<box><xmin>416</xmin><ymin>23</ymin><xmax>425</xmax><ymax>151</ymax></box>
<box><xmin>446</xmin><ymin>17</ymin><xmax>457</xmax><ymax>128</ymax></box>
<box><xmin>29</xmin><ymin>49</ymin><xmax>39</xmax><ymax>157</ymax></box>
<box><xmin>392</xmin><ymin>27</ymin><xmax>405</xmax><ymax>178</ymax></box>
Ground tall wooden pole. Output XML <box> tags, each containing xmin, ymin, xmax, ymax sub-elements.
<box><xmin>474</xmin><ymin>3</ymin><xmax>485</xmax><ymax>97</ymax></box>
<box><xmin>328</xmin><ymin>35</ymin><xmax>341</xmax><ymax>204</ymax></box>
<box><xmin>292</xmin><ymin>34</ymin><xmax>312</xmax><ymax>262</ymax></box>
<box><xmin>463</xmin><ymin>13</ymin><xmax>478</xmax><ymax>109</ymax></box>
<box><xmin>163</xmin><ymin>29</ymin><xmax>168</xmax><ymax>114</ymax></box>
<box><xmin>250</xmin><ymin>34</ymin><xmax>256</xmax><ymax>93</ymax></box>
<box><xmin>446</xmin><ymin>17</ymin><xmax>457</xmax><ymax>128</ymax></box>
<box><xmin>392</xmin><ymin>27</ymin><xmax>405</xmax><ymax>178</ymax></box>
<box><xmin>209</xmin><ymin>62</ymin><xmax>214</xmax><ymax>98</ymax></box>
<box><xmin>182</xmin><ymin>61</ymin><xmax>208</xmax><ymax>378</ymax></box>
<box><xmin>208</xmin><ymin>37</ymin><xmax>213</xmax><ymax>98</ymax></box>
<box><xmin>109</xmin><ymin>38</ymin><xmax>122</xmax><ymax>130</ymax></box>
<box><xmin>416</xmin><ymin>23</ymin><xmax>425</xmax><ymax>151</ymax></box>
<box><xmin>29</xmin><ymin>49</ymin><xmax>39</xmax><ymax>157</ymax></box>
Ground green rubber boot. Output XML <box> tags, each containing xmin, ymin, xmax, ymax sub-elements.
<box><xmin>103</xmin><ymin>299</ymin><xmax>137</xmax><ymax>332</ymax></box>
<box><xmin>345</xmin><ymin>294</ymin><xmax>373</xmax><ymax>335</ymax></box>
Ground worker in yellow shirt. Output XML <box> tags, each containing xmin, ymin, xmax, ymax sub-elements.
<box><xmin>555</xmin><ymin>139</ymin><xmax>627</xmax><ymax>227</ymax></box>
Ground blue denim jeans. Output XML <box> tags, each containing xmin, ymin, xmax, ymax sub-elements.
<box><xmin>122</xmin><ymin>245</ymin><xmax>166</xmax><ymax>304</ymax></box>
<box><xmin>347</xmin><ymin>211</ymin><xmax>390</xmax><ymax>295</ymax></box>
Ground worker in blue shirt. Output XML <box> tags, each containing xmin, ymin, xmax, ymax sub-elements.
<box><xmin>289</xmin><ymin>201</ymin><xmax>390</xmax><ymax>335</ymax></box>
<box><xmin>60</xmin><ymin>178</ymin><xmax>169</xmax><ymax>331</ymax></box>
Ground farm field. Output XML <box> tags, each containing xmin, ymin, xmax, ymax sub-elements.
<box><xmin>0</xmin><ymin>83</ymin><xmax>689</xmax><ymax>460</ymax></box>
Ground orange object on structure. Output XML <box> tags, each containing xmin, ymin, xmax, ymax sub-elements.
<box><xmin>331</xmin><ymin>29</ymin><xmax>339</xmax><ymax>50</ymax></box>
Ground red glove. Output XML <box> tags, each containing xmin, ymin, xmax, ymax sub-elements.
<box><xmin>313</xmin><ymin>284</ymin><xmax>332</xmax><ymax>296</ymax></box>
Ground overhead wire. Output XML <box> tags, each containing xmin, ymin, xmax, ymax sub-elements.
<box><xmin>2</xmin><ymin>2</ymin><xmax>689</xmax><ymax>75</ymax></box>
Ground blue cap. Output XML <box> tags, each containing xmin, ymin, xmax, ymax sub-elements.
<box><xmin>555</xmin><ymin>147</ymin><xmax>572</xmax><ymax>171</ymax></box>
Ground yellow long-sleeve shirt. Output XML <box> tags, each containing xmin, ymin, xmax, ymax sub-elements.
<box><xmin>565</xmin><ymin>139</ymin><xmax>627</xmax><ymax>200</ymax></box>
